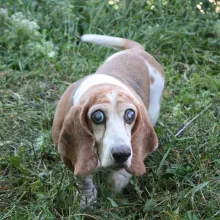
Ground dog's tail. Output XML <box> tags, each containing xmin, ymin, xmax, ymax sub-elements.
<box><xmin>81</xmin><ymin>34</ymin><xmax>144</xmax><ymax>50</ymax></box>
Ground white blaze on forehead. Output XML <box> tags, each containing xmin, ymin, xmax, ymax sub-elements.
<box><xmin>106</xmin><ymin>91</ymin><xmax>117</xmax><ymax>108</ymax></box>
<box><xmin>73</xmin><ymin>74</ymin><xmax>137</xmax><ymax>105</ymax></box>
<box><xmin>100</xmin><ymin>91</ymin><xmax>132</xmax><ymax>167</ymax></box>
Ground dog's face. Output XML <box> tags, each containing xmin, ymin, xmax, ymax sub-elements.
<box><xmin>58</xmin><ymin>85</ymin><xmax>158</xmax><ymax>176</ymax></box>
<box><xmin>88</xmin><ymin>91</ymin><xmax>137</xmax><ymax>169</ymax></box>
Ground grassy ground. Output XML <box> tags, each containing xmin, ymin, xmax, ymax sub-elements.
<box><xmin>0</xmin><ymin>0</ymin><xmax>220</xmax><ymax>219</ymax></box>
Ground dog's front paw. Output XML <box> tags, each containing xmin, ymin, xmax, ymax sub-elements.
<box><xmin>79</xmin><ymin>185</ymin><xmax>97</xmax><ymax>209</ymax></box>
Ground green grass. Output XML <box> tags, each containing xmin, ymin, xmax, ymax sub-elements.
<box><xmin>0</xmin><ymin>0</ymin><xmax>220</xmax><ymax>219</ymax></box>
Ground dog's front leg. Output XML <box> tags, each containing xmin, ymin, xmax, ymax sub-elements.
<box><xmin>107</xmin><ymin>169</ymin><xmax>132</xmax><ymax>193</ymax></box>
<box><xmin>77</xmin><ymin>175</ymin><xmax>97</xmax><ymax>208</ymax></box>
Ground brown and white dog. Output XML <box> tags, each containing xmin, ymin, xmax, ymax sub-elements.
<box><xmin>52</xmin><ymin>34</ymin><xmax>165</xmax><ymax>207</ymax></box>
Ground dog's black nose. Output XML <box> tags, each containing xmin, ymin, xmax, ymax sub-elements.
<box><xmin>112</xmin><ymin>146</ymin><xmax>131</xmax><ymax>163</ymax></box>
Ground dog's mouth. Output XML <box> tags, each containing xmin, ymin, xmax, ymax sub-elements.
<box><xmin>97</xmin><ymin>161</ymin><xmax>130</xmax><ymax>171</ymax></box>
<box><xmin>110</xmin><ymin>162</ymin><xmax>130</xmax><ymax>170</ymax></box>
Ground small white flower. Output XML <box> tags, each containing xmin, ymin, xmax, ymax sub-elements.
<box><xmin>109</xmin><ymin>0</ymin><xmax>114</xmax><ymax>5</ymax></box>
<box><xmin>114</xmin><ymin>4</ymin><xmax>119</xmax><ymax>10</ymax></box>
<box><xmin>0</xmin><ymin>8</ymin><xmax>8</xmax><ymax>22</ymax></box>
<box><xmin>48</xmin><ymin>51</ymin><xmax>56</xmax><ymax>58</ymax></box>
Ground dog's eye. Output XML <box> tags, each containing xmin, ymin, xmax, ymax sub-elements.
<box><xmin>91</xmin><ymin>110</ymin><xmax>105</xmax><ymax>124</ymax></box>
<box><xmin>124</xmin><ymin>109</ymin><xmax>135</xmax><ymax>124</ymax></box>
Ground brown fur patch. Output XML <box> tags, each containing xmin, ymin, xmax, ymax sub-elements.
<box><xmin>124</xmin><ymin>39</ymin><xmax>145</xmax><ymax>50</ymax></box>
<box><xmin>126</xmin><ymin>104</ymin><xmax>158</xmax><ymax>176</ymax></box>
<box><xmin>58</xmin><ymin>104</ymin><xmax>97</xmax><ymax>176</ymax></box>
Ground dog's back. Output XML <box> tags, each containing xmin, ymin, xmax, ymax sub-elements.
<box><xmin>81</xmin><ymin>34</ymin><xmax>165</xmax><ymax>116</ymax></box>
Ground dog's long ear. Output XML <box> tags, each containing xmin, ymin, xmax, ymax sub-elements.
<box><xmin>58</xmin><ymin>105</ymin><xmax>98</xmax><ymax>176</ymax></box>
<box><xmin>126</xmin><ymin>104</ymin><xmax>158</xmax><ymax>176</ymax></box>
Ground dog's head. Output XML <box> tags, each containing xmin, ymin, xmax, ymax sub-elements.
<box><xmin>58</xmin><ymin>84</ymin><xmax>158</xmax><ymax>176</ymax></box>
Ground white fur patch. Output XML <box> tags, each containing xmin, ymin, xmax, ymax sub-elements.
<box><xmin>81</xmin><ymin>34</ymin><xmax>124</xmax><ymax>49</ymax></box>
<box><xmin>105</xmin><ymin>51</ymin><xmax>127</xmax><ymax>63</ymax></box>
<box><xmin>101</xmin><ymin>92</ymin><xmax>132</xmax><ymax>167</ymax></box>
<box><xmin>146</xmin><ymin>62</ymin><xmax>165</xmax><ymax>126</ymax></box>
<box><xmin>107</xmin><ymin>169</ymin><xmax>132</xmax><ymax>193</ymax></box>
<box><xmin>73</xmin><ymin>74</ymin><xmax>137</xmax><ymax>105</ymax></box>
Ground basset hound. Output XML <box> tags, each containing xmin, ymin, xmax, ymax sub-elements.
<box><xmin>52</xmin><ymin>34</ymin><xmax>165</xmax><ymax>207</ymax></box>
